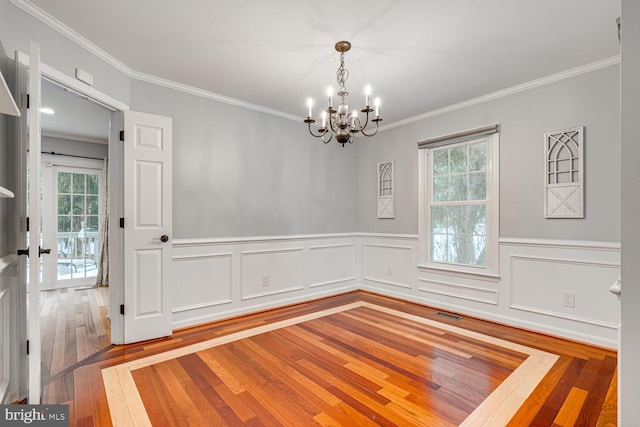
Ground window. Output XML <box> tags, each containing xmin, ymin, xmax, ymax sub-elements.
<box><xmin>418</xmin><ymin>125</ymin><xmax>499</xmax><ymax>277</ymax></box>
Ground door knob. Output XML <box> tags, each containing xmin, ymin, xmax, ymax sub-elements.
<box><xmin>39</xmin><ymin>246</ymin><xmax>51</xmax><ymax>257</ymax></box>
<box><xmin>160</xmin><ymin>235</ymin><xmax>169</xmax><ymax>243</ymax></box>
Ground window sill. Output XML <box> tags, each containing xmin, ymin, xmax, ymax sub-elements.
<box><xmin>417</xmin><ymin>263</ymin><xmax>500</xmax><ymax>282</ymax></box>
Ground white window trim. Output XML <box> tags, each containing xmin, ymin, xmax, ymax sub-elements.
<box><xmin>418</xmin><ymin>127</ymin><xmax>500</xmax><ymax>279</ymax></box>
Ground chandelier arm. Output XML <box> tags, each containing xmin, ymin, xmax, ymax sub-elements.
<box><xmin>307</xmin><ymin>122</ymin><xmax>328</xmax><ymax>138</ymax></box>
<box><xmin>359</xmin><ymin>121</ymin><xmax>380</xmax><ymax>137</ymax></box>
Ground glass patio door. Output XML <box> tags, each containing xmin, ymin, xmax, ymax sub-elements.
<box><xmin>42</xmin><ymin>163</ymin><xmax>103</xmax><ymax>288</ymax></box>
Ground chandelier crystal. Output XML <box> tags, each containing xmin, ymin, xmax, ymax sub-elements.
<box><xmin>304</xmin><ymin>41</ymin><xmax>382</xmax><ymax>146</ymax></box>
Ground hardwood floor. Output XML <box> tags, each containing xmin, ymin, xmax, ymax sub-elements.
<box><xmin>40</xmin><ymin>285</ymin><xmax>111</xmax><ymax>404</ymax></box>
<box><xmin>39</xmin><ymin>291</ymin><xmax>617</xmax><ymax>426</ymax></box>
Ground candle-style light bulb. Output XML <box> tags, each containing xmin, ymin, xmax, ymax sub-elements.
<box><xmin>327</xmin><ymin>87</ymin><xmax>334</xmax><ymax>108</ymax></box>
<box><xmin>374</xmin><ymin>97</ymin><xmax>381</xmax><ymax>117</ymax></box>
<box><xmin>351</xmin><ymin>110</ymin><xmax>358</xmax><ymax>128</ymax></box>
<box><xmin>321</xmin><ymin>110</ymin><xmax>327</xmax><ymax>129</ymax></box>
<box><xmin>307</xmin><ymin>98</ymin><xmax>313</xmax><ymax>118</ymax></box>
<box><xmin>365</xmin><ymin>85</ymin><xmax>371</xmax><ymax>107</ymax></box>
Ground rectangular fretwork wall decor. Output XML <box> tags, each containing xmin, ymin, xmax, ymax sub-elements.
<box><xmin>544</xmin><ymin>126</ymin><xmax>584</xmax><ymax>218</ymax></box>
<box><xmin>377</xmin><ymin>161</ymin><xmax>395</xmax><ymax>219</ymax></box>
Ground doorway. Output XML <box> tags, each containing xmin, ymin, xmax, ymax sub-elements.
<box><xmin>30</xmin><ymin>78</ymin><xmax>112</xmax><ymax>402</ymax></box>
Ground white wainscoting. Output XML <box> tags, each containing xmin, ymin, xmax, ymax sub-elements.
<box><xmin>309</xmin><ymin>244</ymin><xmax>356</xmax><ymax>288</ymax></box>
<box><xmin>358</xmin><ymin>235</ymin><xmax>620</xmax><ymax>348</ymax></box>
<box><xmin>170</xmin><ymin>234</ymin><xmax>620</xmax><ymax>348</ymax></box>
<box><xmin>363</xmin><ymin>242</ymin><xmax>413</xmax><ymax>289</ymax></box>
<box><xmin>170</xmin><ymin>234</ymin><xmax>358</xmax><ymax>329</ymax></box>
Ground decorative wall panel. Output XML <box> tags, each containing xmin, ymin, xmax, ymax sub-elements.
<box><xmin>544</xmin><ymin>127</ymin><xmax>584</xmax><ymax>218</ymax></box>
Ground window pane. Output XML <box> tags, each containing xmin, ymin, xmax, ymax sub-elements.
<box><xmin>58</xmin><ymin>195</ymin><xmax>71</xmax><ymax>215</ymax></box>
<box><xmin>87</xmin><ymin>195</ymin><xmax>99</xmax><ymax>215</ymax></box>
<box><xmin>469</xmin><ymin>205</ymin><xmax>486</xmax><ymax>235</ymax></box>
<box><xmin>72</xmin><ymin>216</ymin><xmax>83</xmax><ymax>232</ymax></box>
<box><xmin>73</xmin><ymin>173</ymin><xmax>85</xmax><ymax>193</ymax></box>
<box><xmin>86</xmin><ymin>215</ymin><xmax>99</xmax><ymax>232</ymax></box>
<box><xmin>449</xmin><ymin>146</ymin><xmax>468</xmax><ymax>173</ymax></box>
<box><xmin>448</xmin><ymin>205</ymin><xmax>469</xmax><ymax>235</ymax></box>
<box><xmin>431</xmin><ymin>234</ymin><xmax>448</xmax><ymax>262</ymax></box>
<box><xmin>57</xmin><ymin>215</ymin><xmax>71</xmax><ymax>233</ymax></box>
<box><xmin>58</xmin><ymin>172</ymin><xmax>71</xmax><ymax>193</ymax></box>
<box><xmin>469</xmin><ymin>142</ymin><xmax>486</xmax><ymax>172</ymax></box>
<box><xmin>433</xmin><ymin>150</ymin><xmax>449</xmax><ymax>176</ymax></box>
<box><xmin>72</xmin><ymin>195</ymin><xmax>85</xmax><ymax>215</ymax></box>
<box><xmin>449</xmin><ymin>234</ymin><xmax>469</xmax><ymax>264</ymax></box>
<box><xmin>86</xmin><ymin>174</ymin><xmax>99</xmax><ymax>194</ymax></box>
<box><xmin>433</xmin><ymin>176</ymin><xmax>449</xmax><ymax>202</ymax></box>
<box><xmin>449</xmin><ymin>174</ymin><xmax>468</xmax><ymax>201</ymax></box>
<box><xmin>469</xmin><ymin>172</ymin><xmax>486</xmax><ymax>200</ymax></box>
<box><xmin>431</xmin><ymin>206</ymin><xmax>448</xmax><ymax>233</ymax></box>
<box><xmin>471</xmin><ymin>235</ymin><xmax>486</xmax><ymax>266</ymax></box>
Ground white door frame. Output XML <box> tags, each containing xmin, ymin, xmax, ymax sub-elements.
<box><xmin>15</xmin><ymin>51</ymin><xmax>130</xmax><ymax>362</ymax></box>
<box><xmin>40</xmin><ymin>156</ymin><xmax>105</xmax><ymax>290</ymax></box>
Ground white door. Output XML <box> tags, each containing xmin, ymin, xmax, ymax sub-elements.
<box><xmin>122</xmin><ymin>111</ymin><xmax>173</xmax><ymax>343</ymax></box>
<box><xmin>27</xmin><ymin>42</ymin><xmax>45</xmax><ymax>404</ymax></box>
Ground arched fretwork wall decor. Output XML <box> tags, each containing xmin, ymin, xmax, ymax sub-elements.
<box><xmin>377</xmin><ymin>161</ymin><xmax>394</xmax><ymax>218</ymax></box>
<box><xmin>544</xmin><ymin>127</ymin><xmax>584</xmax><ymax>218</ymax></box>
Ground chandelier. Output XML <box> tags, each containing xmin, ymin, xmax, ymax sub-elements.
<box><xmin>304</xmin><ymin>41</ymin><xmax>382</xmax><ymax>146</ymax></box>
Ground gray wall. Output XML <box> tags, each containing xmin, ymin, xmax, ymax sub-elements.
<box><xmin>358</xmin><ymin>64</ymin><xmax>620</xmax><ymax>242</ymax></box>
<box><xmin>0</xmin><ymin>41</ymin><xmax>16</xmax><ymax>258</ymax></box>
<box><xmin>0</xmin><ymin>0</ymin><xmax>129</xmax><ymax>106</ymax></box>
<box><xmin>130</xmin><ymin>80</ymin><xmax>359</xmax><ymax>238</ymax></box>
<box><xmin>42</xmin><ymin>136</ymin><xmax>108</xmax><ymax>159</ymax></box>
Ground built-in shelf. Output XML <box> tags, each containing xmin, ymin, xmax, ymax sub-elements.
<box><xmin>0</xmin><ymin>186</ymin><xmax>15</xmax><ymax>199</ymax></box>
<box><xmin>0</xmin><ymin>69</ymin><xmax>20</xmax><ymax>117</ymax></box>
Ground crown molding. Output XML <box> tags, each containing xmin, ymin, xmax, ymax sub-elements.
<box><xmin>11</xmin><ymin>0</ymin><xmax>621</xmax><ymax>130</ymax></box>
<box><xmin>380</xmin><ymin>55</ymin><xmax>621</xmax><ymax>132</ymax></box>
<box><xmin>127</xmin><ymin>68</ymin><xmax>303</xmax><ymax>122</ymax></box>
<box><xmin>9</xmin><ymin>0</ymin><xmax>132</xmax><ymax>76</ymax></box>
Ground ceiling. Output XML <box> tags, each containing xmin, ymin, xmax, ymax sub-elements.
<box><xmin>41</xmin><ymin>78</ymin><xmax>111</xmax><ymax>144</ymax></box>
<box><xmin>27</xmin><ymin>0</ymin><xmax>620</xmax><ymax>129</ymax></box>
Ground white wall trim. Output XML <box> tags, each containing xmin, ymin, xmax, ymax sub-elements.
<box><xmin>172</xmin><ymin>284</ymin><xmax>358</xmax><ymax>330</ymax></box>
<box><xmin>172</xmin><ymin>253</ymin><xmax>233</xmax><ymax>313</ymax></box>
<box><xmin>173</xmin><ymin>233</ymin><xmax>358</xmax><ymax>247</ymax></box>
<box><xmin>509</xmin><ymin>304</ymin><xmax>618</xmax><ymax>330</ymax></box>
<box><xmin>500</xmin><ymin>237</ymin><xmax>621</xmax><ymax>251</ymax></box>
<box><xmin>417</xmin><ymin>278</ymin><xmax>499</xmax><ymax>305</ymax></box>
<box><xmin>10</xmin><ymin>0</ymin><xmax>620</xmax><ymax>132</ymax></box>
<box><xmin>380</xmin><ymin>55</ymin><xmax>621</xmax><ymax>132</ymax></box>
<box><xmin>362</xmin><ymin>284</ymin><xmax>617</xmax><ymax>349</ymax></box>
<box><xmin>9</xmin><ymin>0</ymin><xmax>132</xmax><ymax>76</ymax></box>
<box><xmin>128</xmin><ymin>69</ymin><xmax>302</xmax><ymax>122</ymax></box>
<box><xmin>309</xmin><ymin>244</ymin><xmax>356</xmax><ymax>288</ymax></box>
<box><xmin>510</xmin><ymin>254</ymin><xmax>620</xmax><ymax>269</ymax></box>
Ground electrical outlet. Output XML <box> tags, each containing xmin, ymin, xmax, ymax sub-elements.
<box><xmin>387</xmin><ymin>266</ymin><xmax>393</xmax><ymax>277</ymax></box>
<box><xmin>562</xmin><ymin>291</ymin><xmax>575</xmax><ymax>308</ymax></box>
<box><xmin>262</xmin><ymin>274</ymin><xmax>270</xmax><ymax>287</ymax></box>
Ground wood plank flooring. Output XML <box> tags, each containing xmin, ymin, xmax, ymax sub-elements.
<box><xmin>38</xmin><ymin>291</ymin><xmax>617</xmax><ymax>426</ymax></box>
<box><xmin>39</xmin><ymin>286</ymin><xmax>111</xmax><ymax>404</ymax></box>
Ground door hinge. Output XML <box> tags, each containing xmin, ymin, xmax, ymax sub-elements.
<box><xmin>119</xmin><ymin>130</ymin><xmax>124</xmax><ymax>141</ymax></box>
<box><xmin>119</xmin><ymin>217</ymin><xmax>125</xmax><ymax>228</ymax></box>
<box><xmin>26</xmin><ymin>340</ymin><xmax>29</xmax><ymax>355</ymax></box>
<box><xmin>26</xmin><ymin>94</ymin><xmax>30</xmax><ymax>109</ymax></box>
<box><xmin>26</xmin><ymin>216</ymin><xmax>29</xmax><ymax>232</ymax></box>
<box><xmin>120</xmin><ymin>304</ymin><xmax>125</xmax><ymax>315</ymax></box>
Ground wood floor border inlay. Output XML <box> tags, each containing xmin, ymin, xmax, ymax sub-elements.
<box><xmin>102</xmin><ymin>302</ymin><xmax>559</xmax><ymax>426</ymax></box>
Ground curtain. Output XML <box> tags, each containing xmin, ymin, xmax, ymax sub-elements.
<box><xmin>94</xmin><ymin>158</ymin><xmax>109</xmax><ymax>287</ymax></box>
